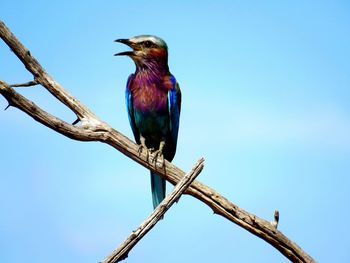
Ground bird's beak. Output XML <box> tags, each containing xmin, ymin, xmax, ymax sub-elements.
<box><xmin>114</xmin><ymin>38</ymin><xmax>135</xmax><ymax>56</ymax></box>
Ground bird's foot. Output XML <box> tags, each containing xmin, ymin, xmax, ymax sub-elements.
<box><xmin>138</xmin><ymin>137</ymin><xmax>150</xmax><ymax>161</ymax></box>
<box><xmin>137</xmin><ymin>144</ymin><xmax>148</xmax><ymax>159</ymax></box>
<box><xmin>151</xmin><ymin>141</ymin><xmax>165</xmax><ymax>168</ymax></box>
<box><xmin>152</xmin><ymin>149</ymin><xmax>165</xmax><ymax>168</ymax></box>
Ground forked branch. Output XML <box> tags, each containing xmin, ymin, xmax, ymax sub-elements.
<box><xmin>0</xmin><ymin>20</ymin><xmax>315</xmax><ymax>263</ymax></box>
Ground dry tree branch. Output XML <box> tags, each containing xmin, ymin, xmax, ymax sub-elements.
<box><xmin>10</xmin><ymin>79</ymin><xmax>39</xmax><ymax>87</ymax></box>
<box><xmin>0</xmin><ymin>20</ymin><xmax>315</xmax><ymax>263</ymax></box>
<box><xmin>102</xmin><ymin>158</ymin><xmax>205</xmax><ymax>263</ymax></box>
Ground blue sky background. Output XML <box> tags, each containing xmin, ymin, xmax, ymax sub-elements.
<box><xmin>1</xmin><ymin>1</ymin><xmax>350</xmax><ymax>262</ymax></box>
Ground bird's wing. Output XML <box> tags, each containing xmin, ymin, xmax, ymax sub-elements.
<box><xmin>125</xmin><ymin>74</ymin><xmax>140</xmax><ymax>144</ymax></box>
<box><xmin>168</xmin><ymin>75</ymin><xmax>182</xmax><ymax>147</ymax></box>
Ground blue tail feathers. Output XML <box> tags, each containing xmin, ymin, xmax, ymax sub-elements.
<box><xmin>150</xmin><ymin>172</ymin><xmax>166</xmax><ymax>209</ymax></box>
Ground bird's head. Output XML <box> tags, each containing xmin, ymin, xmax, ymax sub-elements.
<box><xmin>114</xmin><ymin>35</ymin><xmax>168</xmax><ymax>69</ymax></box>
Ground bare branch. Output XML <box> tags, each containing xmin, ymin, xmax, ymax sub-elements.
<box><xmin>0</xmin><ymin>20</ymin><xmax>99</xmax><ymax>124</ymax></box>
<box><xmin>10</xmin><ymin>79</ymin><xmax>38</xmax><ymax>87</ymax></box>
<box><xmin>0</xmin><ymin>20</ymin><xmax>315</xmax><ymax>263</ymax></box>
<box><xmin>0</xmin><ymin>80</ymin><xmax>102</xmax><ymax>141</ymax></box>
<box><xmin>102</xmin><ymin>158</ymin><xmax>205</xmax><ymax>263</ymax></box>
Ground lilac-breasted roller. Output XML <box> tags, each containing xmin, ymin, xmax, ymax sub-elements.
<box><xmin>115</xmin><ymin>35</ymin><xmax>181</xmax><ymax>209</ymax></box>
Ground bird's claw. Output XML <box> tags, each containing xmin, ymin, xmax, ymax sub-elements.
<box><xmin>138</xmin><ymin>137</ymin><xmax>150</xmax><ymax>161</ymax></box>
<box><xmin>139</xmin><ymin>145</ymin><xmax>153</xmax><ymax>162</ymax></box>
<box><xmin>138</xmin><ymin>138</ymin><xmax>166</xmax><ymax>168</ymax></box>
<box><xmin>152</xmin><ymin>149</ymin><xmax>165</xmax><ymax>168</ymax></box>
<box><xmin>152</xmin><ymin>141</ymin><xmax>166</xmax><ymax>168</ymax></box>
<box><xmin>137</xmin><ymin>144</ymin><xmax>146</xmax><ymax>156</ymax></box>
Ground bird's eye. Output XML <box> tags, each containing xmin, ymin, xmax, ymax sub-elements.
<box><xmin>144</xmin><ymin>40</ymin><xmax>153</xmax><ymax>48</ymax></box>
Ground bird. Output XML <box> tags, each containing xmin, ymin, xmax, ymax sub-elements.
<box><xmin>115</xmin><ymin>35</ymin><xmax>181</xmax><ymax>209</ymax></box>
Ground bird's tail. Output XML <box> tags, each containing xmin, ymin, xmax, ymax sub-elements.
<box><xmin>150</xmin><ymin>171</ymin><xmax>166</xmax><ymax>209</ymax></box>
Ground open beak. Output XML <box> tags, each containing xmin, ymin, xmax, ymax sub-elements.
<box><xmin>114</xmin><ymin>38</ymin><xmax>134</xmax><ymax>56</ymax></box>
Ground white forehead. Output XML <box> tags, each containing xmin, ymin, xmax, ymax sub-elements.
<box><xmin>130</xmin><ymin>35</ymin><xmax>167</xmax><ymax>48</ymax></box>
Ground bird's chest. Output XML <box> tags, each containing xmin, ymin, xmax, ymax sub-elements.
<box><xmin>131</xmin><ymin>84</ymin><xmax>169</xmax><ymax>138</ymax></box>
<box><xmin>132</xmin><ymin>84</ymin><xmax>168</xmax><ymax>113</ymax></box>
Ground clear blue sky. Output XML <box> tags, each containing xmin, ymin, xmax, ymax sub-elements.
<box><xmin>1</xmin><ymin>1</ymin><xmax>350</xmax><ymax>262</ymax></box>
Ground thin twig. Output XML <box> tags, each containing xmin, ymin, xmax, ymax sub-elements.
<box><xmin>0</xmin><ymin>20</ymin><xmax>315</xmax><ymax>263</ymax></box>
<box><xmin>10</xmin><ymin>79</ymin><xmax>38</xmax><ymax>87</ymax></box>
<box><xmin>101</xmin><ymin>158</ymin><xmax>205</xmax><ymax>263</ymax></box>
<box><xmin>271</xmin><ymin>210</ymin><xmax>280</xmax><ymax>229</ymax></box>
